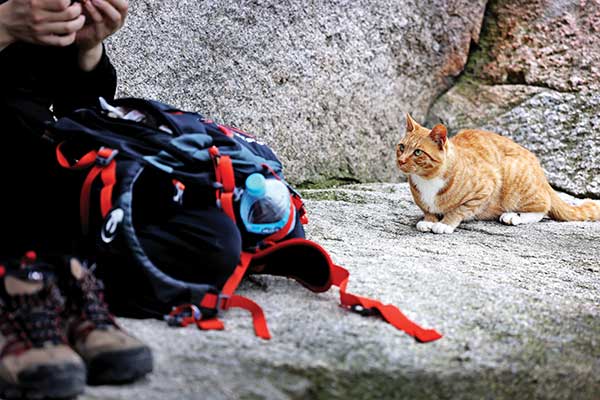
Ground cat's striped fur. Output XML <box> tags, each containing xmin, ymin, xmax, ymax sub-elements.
<box><xmin>396</xmin><ymin>114</ymin><xmax>600</xmax><ymax>234</ymax></box>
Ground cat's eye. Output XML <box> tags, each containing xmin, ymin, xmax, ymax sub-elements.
<box><xmin>413</xmin><ymin>149</ymin><xmax>423</xmax><ymax>156</ymax></box>
<box><xmin>398</xmin><ymin>144</ymin><xmax>405</xmax><ymax>152</ymax></box>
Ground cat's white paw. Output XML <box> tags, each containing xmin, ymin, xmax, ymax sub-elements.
<box><xmin>431</xmin><ymin>222</ymin><xmax>455</xmax><ymax>234</ymax></box>
<box><xmin>416</xmin><ymin>220</ymin><xmax>435</xmax><ymax>232</ymax></box>
<box><xmin>500</xmin><ymin>212</ymin><xmax>545</xmax><ymax>225</ymax></box>
<box><xmin>500</xmin><ymin>212</ymin><xmax>522</xmax><ymax>225</ymax></box>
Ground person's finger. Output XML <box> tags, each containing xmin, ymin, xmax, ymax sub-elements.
<box><xmin>39</xmin><ymin>0</ymin><xmax>72</xmax><ymax>12</ymax></box>
<box><xmin>83</xmin><ymin>0</ymin><xmax>103</xmax><ymax>23</ymax></box>
<box><xmin>91</xmin><ymin>0</ymin><xmax>122</xmax><ymax>25</ymax></box>
<box><xmin>37</xmin><ymin>32</ymin><xmax>77</xmax><ymax>46</ymax></box>
<box><xmin>35</xmin><ymin>15</ymin><xmax>86</xmax><ymax>35</ymax></box>
<box><xmin>105</xmin><ymin>0</ymin><xmax>128</xmax><ymax>15</ymax></box>
<box><xmin>34</xmin><ymin>3</ymin><xmax>82</xmax><ymax>23</ymax></box>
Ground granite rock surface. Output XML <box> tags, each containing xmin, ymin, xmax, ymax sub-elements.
<box><xmin>83</xmin><ymin>183</ymin><xmax>600</xmax><ymax>400</ymax></box>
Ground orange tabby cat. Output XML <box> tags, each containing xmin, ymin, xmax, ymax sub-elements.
<box><xmin>396</xmin><ymin>114</ymin><xmax>600</xmax><ymax>234</ymax></box>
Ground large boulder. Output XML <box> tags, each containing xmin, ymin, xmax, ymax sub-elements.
<box><xmin>83</xmin><ymin>183</ymin><xmax>600</xmax><ymax>399</ymax></box>
<box><xmin>459</xmin><ymin>0</ymin><xmax>600</xmax><ymax>92</ymax></box>
<box><xmin>428</xmin><ymin>0</ymin><xmax>600</xmax><ymax>198</ymax></box>
<box><xmin>489</xmin><ymin>91</ymin><xmax>600</xmax><ymax>199</ymax></box>
<box><xmin>429</xmin><ymin>84</ymin><xmax>600</xmax><ymax>198</ymax></box>
<box><xmin>105</xmin><ymin>0</ymin><xmax>486</xmax><ymax>185</ymax></box>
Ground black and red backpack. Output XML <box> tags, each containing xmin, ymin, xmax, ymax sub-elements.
<box><xmin>47</xmin><ymin>97</ymin><xmax>442</xmax><ymax>343</ymax></box>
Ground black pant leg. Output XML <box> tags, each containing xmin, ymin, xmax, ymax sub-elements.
<box><xmin>0</xmin><ymin>109</ymin><xmax>81</xmax><ymax>258</ymax></box>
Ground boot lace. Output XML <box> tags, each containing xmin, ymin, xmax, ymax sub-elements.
<box><xmin>0</xmin><ymin>285</ymin><xmax>66</xmax><ymax>357</ymax></box>
<box><xmin>69</xmin><ymin>272</ymin><xmax>117</xmax><ymax>339</ymax></box>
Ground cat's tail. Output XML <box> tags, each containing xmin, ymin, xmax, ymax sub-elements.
<box><xmin>548</xmin><ymin>189</ymin><xmax>600</xmax><ymax>221</ymax></box>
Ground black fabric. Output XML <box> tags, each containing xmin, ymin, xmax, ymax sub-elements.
<box><xmin>136</xmin><ymin>207</ymin><xmax>242</xmax><ymax>289</ymax></box>
<box><xmin>249</xmin><ymin>239</ymin><xmax>331</xmax><ymax>292</ymax></box>
<box><xmin>0</xmin><ymin>38</ymin><xmax>117</xmax><ymax>257</ymax></box>
<box><xmin>47</xmin><ymin>98</ymin><xmax>284</xmax><ymax>189</ymax></box>
<box><xmin>88</xmin><ymin>165</ymin><xmax>241</xmax><ymax>318</ymax></box>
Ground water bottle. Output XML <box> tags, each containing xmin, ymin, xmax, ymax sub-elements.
<box><xmin>240</xmin><ymin>173</ymin><xmax>295</xmax><ymax>235</ymax></box>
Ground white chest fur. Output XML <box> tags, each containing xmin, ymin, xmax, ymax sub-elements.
<box><xmin>410</xmin><ymin>174</ymin><xmax>445</xmax><ymax>213</ymax></box>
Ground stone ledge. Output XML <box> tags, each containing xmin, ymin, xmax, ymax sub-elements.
<box><xmin>83</xmin><ymin>183</ymin><xmax>600</xmax><ymax>400</ymax></box>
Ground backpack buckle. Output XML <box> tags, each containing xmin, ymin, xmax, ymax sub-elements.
<box><xmin>216</xmin><ymin>293</ymin><xmax>231</xmax><ymax>314</ymax></box>
<box><xmin>96</xmin><ymin>147</ymin><xmax>119</xmax><ymax>166</ymax></box>
<box><xmin>164</xmin><ymin>304</ymin><xmax>202</xmax><ymax>327</ymax></box>
<box><xmin>172</xmin><ymin>179</ymin><xmax>185</xmax><ymax>204</ymax></box>
<box><xmin>350</xmin><ymin>304</ymin><xmax>380</xmax><ymax>317</ymax></box>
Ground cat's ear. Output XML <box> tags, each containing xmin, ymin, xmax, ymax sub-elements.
<box><xmin>406</xmin><ymin>113</ymin><xmax>419</xmax><ymax>132</ymax></box>
<box><xmin>429</xmin><ymin>124</ymin><xmax>447</xmax><ymax>149</ymax></box>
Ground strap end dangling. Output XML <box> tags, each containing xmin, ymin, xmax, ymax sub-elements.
<box><xmin>415</xmin><ymin>329</ymin><xmax>443</xmax><ymax>343</ymax></box>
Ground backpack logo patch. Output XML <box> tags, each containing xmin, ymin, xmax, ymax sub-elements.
<box><xmin>101</xmin><ymin>208</ymin><xmax>124</xmax><ymax>243</ymax></box>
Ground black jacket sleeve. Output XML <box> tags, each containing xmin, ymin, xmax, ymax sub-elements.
<box><xmin>52</xmin><ymin>44</ymin><xmax>118</xmax><ymax>117</ymax></box>
<box><xmin>0</xmin><ymin>41</ymin><xmax>118</xmax><ymax>138</ymax></box>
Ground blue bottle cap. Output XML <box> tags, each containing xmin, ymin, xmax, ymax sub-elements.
<box><xmin>245</xmin><ymin>173</ymin><xmax>266</xmax><ymax>197</ymax></box>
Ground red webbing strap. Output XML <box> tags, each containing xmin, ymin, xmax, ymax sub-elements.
<box><xmin>330</xmin><ymin>264</ymin><xmax>442</xmax><ymax>343</ymax></box>
<box><xmin>198</xmin><ymin>294</ymin><xmax>271</xmax><ymax>340</ymax></box>
<box><xmin>56</xmin><ymin>142</ymin><xmax>97</xmax><ymax>170</ymax></box>
<box><xmin>221</xmin><ymin>251</ymin><xmax>253</xmax><ymax>296</ymax></box>
<box><xmin>262</xmin><ymin>204</ymin><xmax>296</xmax><ymax>245</ymax></box>
<box><xmin>197</xmin><ymin>318</ymin><xmax>225</xmax><ymax>331</ymax></box>
<box><xmin>209</xmin><ymin>146</ymin><xmax>237</xmax><ymax>223</ymax></box>
<box><xmin>198</xmin><ymin>293</ymin><xmax>220</xmax><ymax>310</ymax></box>
<box><xmin>292</xmin><ymin>195</ymin><xmax>309</xmax><ymax>225</ymax></box>
<box><xmin>80</xmin><ymin>166</ymin><xmax>102</xmax><ymax>235</ymax></box>
<box><xmin>226</xmin><ymin>295</ymin><xmax>271</xmax><ymax>339</ymax></box>
<box><xmin>78</xmin><ymin>148</ymin><xmax>118</xmax><ymax>234</ymax></box>
<box><xmin>167</xmin><ymin>304</ymin><xmax>202</xmax><ymax>327</ymax></box>
<box><xmin>218</xmin><ymin>154</ymin><xmax>236</xmax><ymax>222</ymax></box>
<box><xmin>197</xmin><ymin>252</ymin><xmax>271</xmax><ymax>339</ymax></box>
<box><xmin>56</xmin><ymin>142</ymin><xmax>103</xmax><ymax>234</ymax></box>
<box><xmin>100</xmin><ymin>160</ymin><xmax>117</xmax><ymax>218</ymax></box>
<box><xmin>217</xmin><ymin>125</ymin><xmax>234</xmax><ymax>138</ymax></box>
<box><xmin>218</xmin><ymin>155</ymin><xmax>235</xmax><ymax>193</ymax></box>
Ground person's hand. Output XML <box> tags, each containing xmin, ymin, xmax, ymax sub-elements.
<box><xmin>75</xmin><ymin>0</ymin><xmax>128</xmax><ymax>71</ymax></box>
<box><xmin>76</xmin><ymin>0</ymin><xmax>128</xmax><ymax>51</ymax></box>
<box><xmin>0</xmin><ymin>0</ymin><xmax>85</xmax><ymax>48</ymax></box>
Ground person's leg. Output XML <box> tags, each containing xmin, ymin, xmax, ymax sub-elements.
<box><xmin>0</xmin><ymin>113</ymin><xmax>81</xmax><ymax>257</ymax></box>
<box><xmin>0</xmin><ymin>106</ymin><xmax>89</xmax><ymax>398</ymax></box>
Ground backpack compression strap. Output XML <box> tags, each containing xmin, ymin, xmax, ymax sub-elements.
<box><xmin>209</xmin><ymin>146</ymin><xmax>236</xmax><ymax>222</ymax></box>
<box><xmin>190</xmin><ymin>191</ymin><xmax>297</xmax><ymax>338</ymax></box>
<box><xmin>330</xmin><ymin>264</ymin><xmax>442</xmax><ymax>343</ymax></box>
<box><xmin>209</xmin><ymin>146</ymin><xmax>308</xmax><ymax>228</ymax></box>
<box><xmin>172</xmin><ymin>146</ymin><xmax>306</xmax><ymax>339</ymax></box>
<box><xmin>173</xmin><ymin>144</ymin><xmax>275</xmax><ymax>338</ymax></box>
<box><xmin>168</xmin><ymin>146</ymin><xmax>299</xmax><ymax>339</ymax></box>
<box><xmin>56</xmin><ymin>143</ymin><xmax>118</xmax><ymax>234</ymax></box>
<box><xmin>243</xmin><ymin>238</ymin><xmax>442</xmax><ymax>343</ymax></box>
<box><xmin>167</xmin><ymin>251</ymin><xmax>272</xmax><ymax>339</ymax></box>
<box><xmin>199</xmin><ymin>245</ymin><xmax>443</xmax><ymax>342</ymax></box>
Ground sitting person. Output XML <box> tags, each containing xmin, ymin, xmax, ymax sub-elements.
<box><xmin>0</xmin><ymin>0</ymin><xmax>152</xmax><ymax>398</ymax></box>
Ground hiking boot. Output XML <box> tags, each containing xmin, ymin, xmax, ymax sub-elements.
<box><xmin>0</xmin><ymin>262</ymin><xmax>86</xmax><ymax>399</ymax></box>
<box><xmin>59</xmin><ymin>257</ymin><xmax>153</xmax><ymax>385</ymax></box>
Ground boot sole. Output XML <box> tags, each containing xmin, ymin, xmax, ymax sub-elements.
<box><xmin>87</xmin><ymin>346</ymin><xmax>153</xmax><ymax>385</ymax></box>
<box><xmin>0</xmin><ymin>363</ymin><xmax>86</xmax><ymax>400</ymax></box>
